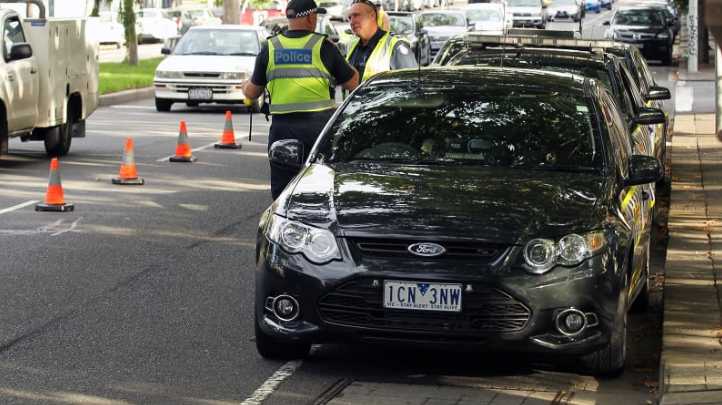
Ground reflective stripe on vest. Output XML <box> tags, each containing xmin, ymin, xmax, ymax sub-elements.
<box><xmin>347</xmin><ymin>32</ymin><xmax>398</xmax><ymax>81</ymax></box>
<box><xmin>267</xmin><ymin>33</ymin><xmax>334</xmax><ymax>114</ymax></box>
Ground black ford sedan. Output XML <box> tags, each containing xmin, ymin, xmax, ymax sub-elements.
<box><xmin>254</xmin><ymin>67</ymin><xmax>663</xmax><ymax>376</ymax></box>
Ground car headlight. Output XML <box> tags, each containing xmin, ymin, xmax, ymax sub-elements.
<box><xmin>220</xmin><ymin>72</ymin><xmax>246</xmax><ymax>80</ymax></box>
<box><xmin>657</xmin><ymin>31</ymin><xmax>670</xmax><ymax>39</ymax></box>
<box><xmin>522</xmin><ymin>231</ymin><xmax>605</xmax><ymax>274</ymax></box>
<box><xmin>265</xmin><ymin>215</ymin><xmax>341</xmax><ymax>264</ymax></box>
<box><xmin>155</xmin><ymin>70</ymin><xmax>183</xmax><ymax>79</ymax></box>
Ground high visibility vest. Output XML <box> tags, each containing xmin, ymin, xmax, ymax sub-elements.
<box><xmin>267</xmin><ymin>33</ymin><xmax>334</xmax><ymax>114</ymax></box>
<box><xmin>347</xmin><ymin>32</ymin><xmax>404</xmax><ymax>81</ymax></box>
<box><xmin>377</xmin><ymin>9</ymin><xmax>386</xmax><ymax>28</ymax></box>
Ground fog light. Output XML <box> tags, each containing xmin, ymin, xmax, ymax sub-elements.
<box><xmin>555</xmin><ymin>309</ymin><xmax>587</xmax><ymax>336</ymax></box>
<box><xmin>272</xmin><ymin>295</ymin><xmax>300</xmax><ymax>322</ymax></box>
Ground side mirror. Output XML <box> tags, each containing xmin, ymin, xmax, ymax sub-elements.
<box><xmin>624</xmin><ymin>155</ymin><xmax>663</xmax><ymax>186</ymax></box>
<box><xmin>634</xmin><ymin>107</ymin><xmax>667</xmax><ymax>126</ymax></box>
<box><xmin>602</xmin><ymin>20</ymin><xmax>610</xmax><ymax>26</ymax></box>
<box><xmin>646</xmin><ymin>86</ymin><xmax>671</xmax><ymax>101</ymax></box>
<box><xmin>345</xmin><ymin>28</ymin><xmax>353</xmax><ymax>35</ymax></box>
<box><xmin>161</xmin><ymin>47</ymin><xmax>172</xmax><ymax>55</ymax></box>
<box><xmin>9</xmin><ymin>43</ymin><xmax>33</xmax><ymax>61</ymax></box>
<box><xmin>269</xmin><ymin>139</ymin><xmax>305</xmax><ymax>167</ymax></box>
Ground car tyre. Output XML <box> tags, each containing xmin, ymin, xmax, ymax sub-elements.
<box><xmin>155</xmin><ymin>98</ymin><xmax>173</xmax><ymax>112</ymax></box>
<box><xmin>254</xmin><ymin>314</ymin><xmax>311</xmax><ymax>360</ymax></box>
<box><xmin>661</xmin><ymin>47</ymin><xmax>673</xmax><ymax>66</ymax></box>
<box><xmin>631</xmin><ymin>248</ymin><xmax>651</xmax><ymax>313</ymax></box>
<box><xmin>44</xmin><ymin>102</ymin><xmax>74</xmax><ymax>156</ymax></box>
<box><xmin>578</xmin><ymin>274</ymin><xmax>627</xmax><ymax>376</ymax></box>
<box><xmin>0</xmin><ymin>109</ymin><xmax>8</xmax><ymax>160</ymax></box>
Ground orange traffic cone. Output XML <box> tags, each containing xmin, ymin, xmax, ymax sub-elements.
<box><xmin>35</xmin><ymin>158</ymin><xmax>74</xmax><ymax>212</ymax></box>
<box><xmin>214</xmin><ymin>110</ymin><xmax>242</xmax><ymax>149</ymax></box>
<box><xmin>112</xmin><ymin>138</ymin><xmax>145</xmax><ymax>185</ymax></box>
<box><xmin>170</xmin><ymin>121</ymin><xmax>197</xmax><ymax>162</ymax></box>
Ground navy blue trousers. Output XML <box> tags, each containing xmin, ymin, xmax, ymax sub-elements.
<box><xmin>268</xmin><ymin>111</ymin><xmax>334</xmax><ymax>200</ymax></box>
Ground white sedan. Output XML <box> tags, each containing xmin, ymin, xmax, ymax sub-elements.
<box><xmin>153</xmin><ymin>25</ymin><xmax>270</xmax><ymax>112</ymax></box>
<box><xmin>97</xmin><ymin>11</ymin><xmax>125</xmax><ymax>48</ymax></box>
<box><xmin>461</xmin><ymin>3</ymin><xmax>513</xmax><ymax>35</ymax></box>
<box><xmin>136</xmin><ymin>8</ymin><xmax>179</xmax><ymax>43</ymax></box>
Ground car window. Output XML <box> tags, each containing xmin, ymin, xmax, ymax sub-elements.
<box><xmin>390</xmin><ymin>17</ymin><xmax>414</xmax><ymax>35</ymax></box>
<box><xmin>465</xmin><ymin>9</ymin><xmax>502</xmax><ymax>22</ymax></box>
<box><xmin>319</xmin><ymin>85</ymin><xmax>603</xmax><ymax>170</ymax></box>
<box><xmin>419</xmin><ymin>13</ymin><xmax>466</xmax><ymax>27</ymax></box>
<box><xmin>173</xmin><ymin>29</ymin><xmax>261</xmax><ymax>55</ymax></box>
<box><xmin>599</xmin><ymin>91</ymin><xmax>631</xmax><ymax>165</ymax></box>
<box><xmin>508</xmin><ymin>0</ymin><xmax>541</xmax><ymax>6</ymax></box>
<box><xmin>613</xmin><ymin>9</ymin><xmax>665</xmax><ymax>26</ymax></box>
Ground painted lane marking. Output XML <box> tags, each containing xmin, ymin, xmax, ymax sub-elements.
<box><xmin>0</xmin><ymin>200</ymin><xmax>40</xmax><ymax>215</ymax></box>
<box><xmin>240</xmin><ymin>360</ymin><xmax>303</xmax><ymax>405</ymax></box>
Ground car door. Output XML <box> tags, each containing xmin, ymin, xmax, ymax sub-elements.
<box><xmin>2</xmin><ymin>15</ymin><xmax>38</xmax><ymax>133</ymax></box>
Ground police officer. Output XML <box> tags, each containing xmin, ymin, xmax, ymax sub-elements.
<box><xmin>346</xmin><ymin>0</ymin><xmax>417</xmax><ymax>82</ymax></box>
<box><xmin>242</xmin><ymin>0</ymin><xmax>359</xmax><ymax>200</ymax></box>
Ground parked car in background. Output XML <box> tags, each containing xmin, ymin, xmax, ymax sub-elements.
<box><xmin>241</xmin><ymin>0</ymin><xmax>286</xmax><ymax>25</ymax></box>
<box><xmin>153</xmin><ymin>25</ymin><xmax>270</xmax><ymax>112</ymax></box>
<box><xmin>418</xmin><ymin>10</ymin><xmax>468</xmax><ymax>56</ymax></box>
<box><xmin>135</xmin><ymin>8</ymin><xmax>178</xmax><ymax>43</ymax></box>
<box><xmin>604</xmin><ymin>5</ymin><xmax>673</xmax><ymax>65</ymax></box>
<box><xmin>259</xmin><ymin>14</ymin><xmax>348</xmax><ymax>56</ymax></box>
<box><xmin>320</xmin><ymin>0</ymin><xmax>348</xmax><ymax>21</ymax></box>
<box><xmin>97</xmin><ymin>10</ymin><xmax>125</xmax><ymax>48</ymax></box>
<box><xmin>255</xmin><ymin>66</ymin><xmax>663</xmax><ymax>376</ymax></box>
<box><xmin>506</xmin><ymin>0</ymin><xmax>547</xmax><ymax>28</ymax></box>
<box><xmin>546</xmin><ymin>0</ymin><xmax>583</xmax><ymax>22</ymax></box>
<box><xmin>461</xmin><ymin>2</ymin><xmax>512</xmax><ymax>34</ymax></box>
<box><xmin>584</xmin><ymin>0</ymin><xmax>600</xmax><ymax>13</ymax></box>
<box><xmin>171</xmin><ymin>7</ymin><xmax>222</xmax><ymax>35</ymax></box>
<box><xmin>599</xmin><ymin>0</ymin><xmax>612</xmax><ymax>10</ymax></box>
<box><xmin>387</xmin><ymin>11</ymin><xmax>432</xmax><ymax>66</ymax></box>
<box><xmin>643</xmin><ymin>0</ymin><xmax>680</xmax><ymax>42</ymax></box>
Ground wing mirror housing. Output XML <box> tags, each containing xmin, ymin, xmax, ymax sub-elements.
<box><xmin>269</xmin><ymin>139</ymin><xmax>305</xmax><ymax>167</ymax></box>
<box><xmin>646</xmin><ymin>85</ymin><xmax>671</xmax><ymax>101</ymax></box>
<box><xmin>624</xmin><ymin>155</ymin><xmax>663</xmax><ymax>186</ymax></box>
<box><xmin>634</xmin><ymin>107</ymin><xmax>667</xmax><ymax>126</ymax></box>
<box><xmin>9</xmin><ymin>43</ymin><xmax>32</xmax><ymax>61</ymax></box>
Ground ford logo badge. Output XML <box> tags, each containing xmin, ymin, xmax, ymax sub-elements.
<box><xmin>408</xmin><ymin>243</ymin><xmax>446</xmax><ymax>257</ymax></box>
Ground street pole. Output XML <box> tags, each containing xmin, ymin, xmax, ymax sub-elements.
<box><xmin>688</xmin><ymin>0</ymin><xmax>698</xmax><ymax>73</ymax></box>
<box><xmin>714</xmin><ymin>44</ymin><xmax>722</xmax><ymax>140</ymax></box>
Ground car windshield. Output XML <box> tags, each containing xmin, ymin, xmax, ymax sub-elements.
<box><xmin>419</xmin><ymin>13</ymin><xmax>466</xmax><ymax>27</ymax></box>
<box><xmin>554</xmin><ymin>0</ymin><xmax>578</xmax><ymax>5</ymax></box>
<box><xmin>508</xmin><ymin>0</ymin><xmax>540</xmax><ymax>6</ymax></box>
<box><xmin>613</xmin><ymin>9</ymin><xmax>665</xmax><ymax>25</ymax></box>
<box><xmin>172</xmin><ymin>29</ymin><xmax>260</xmax><ymax>55</ymax></box>
<box><xmin>317</xmin><ymin>85</ymin><xmax>603</xmax><ymax>170</ymax></box>
<box><xmin>465</xmin><ymin>9</ymin><xmax>502</xmax><ymax>22</ymax></box>
<box><xmin>389</xmin><ymin>17</ymin><xmax>414</xmax><ymax>35</ymax></box>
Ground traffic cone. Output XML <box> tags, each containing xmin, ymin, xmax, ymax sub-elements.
<box><xmin>112</xmin><ymin>138</ymin><xmax>144</xmax><ymax>185</ymax></box>
<box><xmin>35</xmin><ymin>158</ymin><xmax>74</xmax><ymax>212</ymax></box>
<box><xmin>170</xmin><ymin>120</ymin><xmax>197</xmax><ymax>162</ymax></box>
<box><xmin>214</xmin><ymin>110</ymin><xmax>242</xmax><ymax>149</ymax></box>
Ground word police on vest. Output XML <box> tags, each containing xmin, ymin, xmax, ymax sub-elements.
<box><xmin>286</xmin><ymin>0</ymin><xmax>327</xmax><ymax>18</ymax></box>
<box><xmin>275</xmin><ymin>49</ymin><xmax>313</xmax><ymax>64</ymax></box>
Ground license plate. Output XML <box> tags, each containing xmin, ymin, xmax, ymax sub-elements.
<box><xmin>383</xmin><ymin>280</ymin><xmax>462</xmax><ymax>312</ymax></box>
<box><xmin>188</xmin><ymin>88</ymin><xmax>212</xmax><ymax>100</ymax></box>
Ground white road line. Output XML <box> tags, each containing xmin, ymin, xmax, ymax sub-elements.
<box><xmin>155</xmin><ymin>143</ymin><xmax>217</xmax><ymax>162</ymax></box>
<box><xmin>0</xmin><ymin>200</ymin><xmax>40</xmax><ymax>215</ymax></box>
<box><xmin>240</xmin><ymin>360</ymin><xmax>303</xmax><ymax>405</ymax></box>
<box><xmin>675</xmin><ymin>83</ymin><xmax>693</xmax><ymax>112</ymax></box>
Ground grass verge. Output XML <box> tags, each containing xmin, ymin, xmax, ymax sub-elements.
<box><xmin>99</xmin><ymin>57</ymin><xmax>163</xmax><ymax>95</ymax></box>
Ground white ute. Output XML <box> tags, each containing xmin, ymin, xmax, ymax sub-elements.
<box><xmin>0</xmin><ymin>0</ymin><xmax>99</xmax><ymax>160</ymax></box>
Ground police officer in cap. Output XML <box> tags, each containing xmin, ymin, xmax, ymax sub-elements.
<box><xmin>347</xmin><ymin>0</ymin><xmax>417</xmax><ymax>82</ymax></box>
<box><xmin>242</xmin><ymin>0</ymin><xmax>359</xmax><ymax>200</ymax></box>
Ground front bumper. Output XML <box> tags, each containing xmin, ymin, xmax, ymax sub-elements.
<box><xmin>153</xmin><ymin>80</ymin><xmax>246</xmax><ymax>103</ymax></box>
<box><xmin>255</xmin><ymin>239</ymin><xmax>622</xmax><ymax>356</ymax></box>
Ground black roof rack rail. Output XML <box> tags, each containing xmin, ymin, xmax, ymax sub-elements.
<box><xmin>507</xmin><ymin>28</ymin><xmax>579</xmax><ymax>38</ymax></box>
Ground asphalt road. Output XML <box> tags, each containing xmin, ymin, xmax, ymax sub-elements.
<box><xmin>0</xmin><ymin>3</ymin><xmax>680</xmax><ymax>405</ymax></box>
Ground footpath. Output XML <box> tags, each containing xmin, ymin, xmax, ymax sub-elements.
<box><xmin>657</xmin><ymin>35</ymin><xmax>722</xmax><ymax>404</ymax></box>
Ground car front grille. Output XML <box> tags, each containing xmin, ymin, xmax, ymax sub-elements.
<box><xmin>617</xmin><ymin>31</ymin><xmax>655</xmax><ymax>41</ymax></box>
<box><xmin>183</xmin><ymin>72</ymin><xmax>222</xmax><ymax>78</ymax></box>
<box><xmin>349</xmin><ymin>237</ymin><xmax>507</xmax><ymax>262</ymax></box>
<box><xmin>318</xmin><ymin>278</ymin><xmax>530</xmax><ymax>333</ymax></box>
